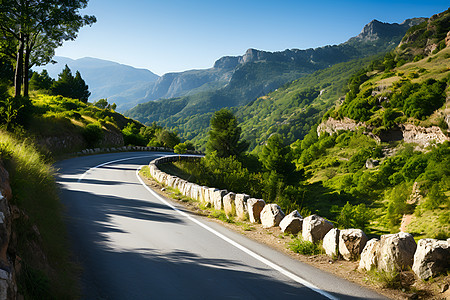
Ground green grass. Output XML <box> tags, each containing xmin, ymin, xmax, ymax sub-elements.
<box><xmin>0</xmin><ymin>130</ymin><xmax>78</xmax><ymax>298</ymax></box>
<box><xmin>288</xmin><ymin>236</ymin><xmax>323</xmax><ymax>255</ymax></box>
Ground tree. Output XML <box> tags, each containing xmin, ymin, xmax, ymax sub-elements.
<box><xmin>50</xmin><ymin>65</ymin><xmax>90</xmax><ymax>102</ymax></box>
<box><xmin>0</xmin><ymin>0</ymin><xmax>96</xmax><ymax>97</ymax></box>
<box><xmin>94</xmin><ymin>99</ymin><xmax>108</xmax><ymax>109</ymax></box>
<box><xmin>206</xmin><ymin>109</ymin><xmax>248</xmax><ymax>158</ymax></box>
<box><xmin>29</xmin><ymin>70</ymin><xmax>53</xmax><ymax>90</ymax></box>
<box><xmin>51</xmin><ymin>65</ymin><xmax>74</xmax><ymax>98</ymax></box>
<box><xmin>259</xmin><ymin>134</ymin><xmax>295</xmax><ymax>176</ymax></box>
<box><xmin>72</xmin><ymin>70</ymin><xmax>90</xmax><ymax>102</ymax></box>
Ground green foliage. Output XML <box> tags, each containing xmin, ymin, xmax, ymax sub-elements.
<box><xmin>156</xmin><ymin>129</ymin><xmax>180</xmax><ymax>148</ymax></box>
<box><xmin>0</xmin><ymin>130</ymin><xmax>77</xmax><ymax>297</ymax></box>
<box><xmin>29</xmin><ymin>70</ymin><xmax>53</xmax><ymax>91</ymax></box>
<box><xmin>174</xmin><ymin>142</ymin><xmax>188</xmax><ymax>154</ymax></box>
<box><xmin>259</xmin><ymin>134</ymin><xmax>295</xmax><ymax>176</ymax></box>
<box><xmin>385</xmin><ymin>183</ymin><xmax>411</xmax><ymax>230</ymax></box>
<box><xmin>206</xmin><ymin>109</ymin><xmax>248</xmax><ymax>158</ymax></box>
<box><xmin>289</xmin><ymin>237</ymin><xmax>322</xmax><ymax>255</ymax></box>
<box><xmin>83</xmin><ymin>123</ymin><xmax>103</xmax><ymax>148</ymax></box>
<box><xmin>334</xmin><ymin>202</ymin><xmax>370</xmax><ymax>230</ymax></box>
<box><xmin>93</xmin><ymin>98</ymin><xmax>108</xmax><ymax>109</ymax></box>
<box><xmin>50</xmin><ymin>65</ymin><xmax>91</xmax><ymax>103</ymax></box>
<box><xmin>122</xmin><ymin>122</ymin><xmax>146</xmax><ymax>146</ymax></box>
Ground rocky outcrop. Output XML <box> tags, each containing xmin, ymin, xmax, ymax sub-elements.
<box><xmin>338</xmin><ymin>229</ymin><xmax>368</xmax><ymax>261</ymax></box>
<box><xmin>317</xmin><ymin>117</ymin><xmax>365</xmax><ymax>136</ymax></box>
<box><xmin>378</xmin><ymin>232</ymin><xmax>417</xmax><ymax>272</ymax></box>
<box><xmin>402</xmin><ymin>124</ymin><xmax>449</xmax><ymax>147</ymax></box>
<box><xmin>412</xmin><ymin>239</ymin><xmax>450</xmax><ymax>280</ymax></box>
<box><xmin>302</xmin><ymin>215</ymin><xmax>334</xmax><ymax>243</ymax></box>
<box><xmin>0</xmin><ymin>163</ymin><xmax>16</xmax><ymax>299</ymax></box>
<box><xmin>234</xmin><ymin>194</ymin><xmax>249</xmax><ymax>220</ymax></box>
<box><xmin>223</xmin><ymin>193</ymin><xmax>236</xmax><ymax>217</ymax></box>
<box><xmin>359</xmin><ymin>239</ymin><xmax>380</xmax><ymax>271</ymax></box>
<box><xmin>323</xmin><ymin>228</ymin><xmax>340</xmax><ymax>257</ymax></box>
<box><xmin>247</xmin><ymin>198</ymin><xmax>265</xmax><ymax>223</ymax></box>
<box><xmin>318</xmin><ymin>118</ymin><xmax>449</xmax><ymax>147</ymax></box>
<box><xmin>260</xmin><ymin>204</ymin><xmax>285</xmax><ymax>228</ymax></box>
<box><xmin>279</xmin><ymin>210</ymin><xmax>303</xmax><ymax>234</ymax></box>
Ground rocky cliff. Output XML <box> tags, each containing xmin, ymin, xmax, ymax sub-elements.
<box><xmin>318</xmin><ymin>117</ymin><xmax>449</xmax><ymax>147</ymax></box>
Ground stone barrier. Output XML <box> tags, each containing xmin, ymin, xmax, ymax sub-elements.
<box><xmin>147</xmin><ymin>154</ymin><xmax>447</xmax><ymax>280</ymax></box>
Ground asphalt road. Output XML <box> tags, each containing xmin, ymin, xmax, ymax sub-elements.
<box><xmin>55</xmin><ymin>152</ymin><xmax>386</xmax><ymax>300</ymax></box>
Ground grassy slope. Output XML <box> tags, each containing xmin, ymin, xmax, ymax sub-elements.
<box><xmin>0</xmin><ymin>93</ymin><xmax>147</xmax><ymax>297</ymax></box>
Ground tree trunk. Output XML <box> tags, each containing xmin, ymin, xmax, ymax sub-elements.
<box><xmin>23</xmin><ymin>37</ymin><xmax>30</xmax><ymax>97</ymax></box>
<box><xmin>14</xmin><ymin>34</ymin><xmax>24</xmax><ymax>97</ymax></box>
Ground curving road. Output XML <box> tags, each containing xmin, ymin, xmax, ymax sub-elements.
<box><xmin>55</xmin><ymin>152</ymin><xmax>386</xmax><ymax>300</ymax></box>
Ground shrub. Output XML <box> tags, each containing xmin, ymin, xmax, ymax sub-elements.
<box><xmin>289</xmin><ymin>237</ymin><xmax>322</xmax><ymax>255</ymax></box>
<box><xmin>83</xmin><ymin>123</ymin><xmax>103</xmax><ymax>147</ymax></box>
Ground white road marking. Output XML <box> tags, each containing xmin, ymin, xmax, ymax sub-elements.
<box><xmin>135</xmin><ymin>167</ymin><xmax>338</xmax><ymax>300</ymax></box>
<box><xmin>77</xmin><ymin>155</ymin><xmax>338</xmax><ymax>300</ymax></box>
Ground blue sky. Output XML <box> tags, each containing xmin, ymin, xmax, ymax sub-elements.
<box><xmin>54</xmin><ymin>0</ymin><xmax>449</xmax><ymax>75</ymax></box>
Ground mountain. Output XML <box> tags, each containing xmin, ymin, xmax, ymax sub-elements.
<box><xmin>125</xmin><ymin>17</ymin><xmax>425</xmax><ymax>146</ymax></box>
<box><xmin>33</xmin><ymin>56</ymin><xmax>159</xmax><ymax>111</ymax></box>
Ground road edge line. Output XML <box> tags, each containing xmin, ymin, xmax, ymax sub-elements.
<box><xmin>135</xmin><ymin>166</ymin><xmax>338</xmax><ymax>300</ymax></box>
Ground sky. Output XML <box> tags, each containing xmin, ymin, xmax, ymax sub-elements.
<box><xmin>54</xmin><ymin>0</ymin><xmax>450</xmax><ymax>76</ymax></box>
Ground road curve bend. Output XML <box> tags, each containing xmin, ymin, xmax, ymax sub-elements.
<box><xmin>55</xmin><ymin>152</ymin><xmax>386</xmax><ymax>300</ymax></box>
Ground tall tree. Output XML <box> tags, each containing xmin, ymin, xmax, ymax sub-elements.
<box><xmin>72</xmin><ymin>70</ymin><xmax>90</xmax><ymax>102</ymax></box>
<box><xmin>259</xmin><ymin>134</ymin><xmax>295</xmax><ymax>176</ymax></box>
<box><xmin>50</xmin><ymin>65</ymin><xmax>90</xmax><ymax>102</ymax></box>
<box><xmin>0</xmin><ymin>0</ymin><xmax>96</xmax><ymax>97</ymax></box>
<box><xmin>206</xmin><ymin>108</ymin><xmax>248</xmax><ymax>158</ymax></box>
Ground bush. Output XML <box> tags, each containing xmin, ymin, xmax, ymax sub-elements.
<box><xmin>289</xmin><ymin>237</ymin><xmax>322</xmax><ymax>255</ymax></box>
<box><xmin>83</xmin><ymin>123</ymin><xmax>103</xmax><ymax>147</ymax></box>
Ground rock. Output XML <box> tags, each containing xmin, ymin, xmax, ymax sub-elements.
<box><xmin>234</xmin><ymin>194</ymin><xmax>249</xmax><ymax>220</ymax></box>
<box><xmin>358</xmin><ymin>238</ymin><xmax>380</xmax><ymax>271</ymax></box>
<box><xmin>247</xmin><ymin>198</ymin><xmax>265</xmax><ymax>223</ymax></box>
<box><xmin>213</xmin><ymin>190</ymin><xmax>227</xmax><ymax>210</ymax></box>
<box><xmin>338</xmin><ymin>229</ymin><xmax>368</xmax><ymax>261</ymax></box>
<box><xmin>365</xmin><ymin>159</ymin><xmax>379</xmax><ymax>169</ymax></box>
<box><xmin>279</xmin><ymin>210</ymin><xmax>303</xmax><ymax>235</ymax></box>
<box><xmin>377</xmin><ymin>232</ymin><xmax>417</xmax><ymax>272</ymax></box>
<box><xmin>323</xmin><ymin>228</ymin><xmax>340</xmax><ymax>257</ymax></box>
<box><xmin>223</xmin><ymin>193</ymin><xmax>236</xmax><ymax>217</ymax></box>
<box><xmin>260</xmin><ymin>204</ymin><xmax>285</xmax><ymax>228</ymax></box>
<box><xmin>302</xmin><ymin>215</ymin><xmax>334</xmax><ymax>244</ymax></box>
<box><xmin>412</xmin><ymin>238</ymin><xmax>450</xmax><ymax>280</ymax></box>
<box><xmin>199</xmin><ymin>186</ymin><xmax>209</xmax><ymax>204</ymax></box>
<box><xmin>207</xmin><ymin>188</ymin><xmax>218</xmax><ymax>205</ymax></box>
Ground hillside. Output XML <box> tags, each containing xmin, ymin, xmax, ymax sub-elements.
<box><xmin>34</xmin><ymin>56</ymin><xmax>160</xmax><ymax>111</ymax></box>
<box><xmin>295</xmin><ymin>8</ymin><xmax>450</xmax><ymax>238</ymax></box>
<box><xmin>125</xmin><ymin>18</ymin><xmax>424</xmax><ymax>143</ymax></box>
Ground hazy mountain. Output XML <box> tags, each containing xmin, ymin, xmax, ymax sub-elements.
<box><xmin>34</xmin><ymin>56</ymin><xmax>159</xmax><ymax>111</ymax></box>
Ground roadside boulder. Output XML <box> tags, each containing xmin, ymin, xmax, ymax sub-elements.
<box><xmin>207</xmin><ymin>188</ymin><xmax>218</xmax><ymax>206</ymax></box>
<box><xmin>358</xmin><ymin>238</ymin><xmax>380</xmax><ymax>271</ymax></box>
<box><xmin>302</xmin><ymin>215</ymin><xmax>334</xmax><ymax>244</ymax></box>
<box><xmin>323</xmin><ymin>228</ymin><xmax>340</xmax><ymax>257</ymax></box>
<box><xmin>279</xmin><ymin>210</ymin><xmax>303</xmax><ymax>234</ymax></box>
<box><xmin>260</xmin><ymin>204</ymin><xmax>285</xmax><ymax>228</ymax></box>
<box><xmin>234</xmin><ymin>194</ymin><xmax>249</xmax><ymax>220</ymax></box>
<box><xmin>247</xmin><ymin>198</ymin><xmax>265</xmax><ymax>223</ymax></box>
<box><xmin>338</xmin><ymin>229</ymin><xmax>368</xmax><ymax>261</ymax></box>
<box><xmin>412</xmin><ymin>238</ymin><xmax>450</xmax><ymax>280</ymax></box>
<box><xmin>213</xmin><ymin>189</ymin><xmax>227</xmax><ymax>210</ymax></box>
<box><xmin>223</xmin><ymin>193</ymin><xmax>236</xmax><ymax>217</ymax></box>
<box><xmin>377</xmin><ymin>232</ymin><xmax>417</xmax><ymax>272</ymax></box>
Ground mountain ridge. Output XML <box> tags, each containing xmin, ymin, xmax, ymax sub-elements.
<box><xmin>126</xmin><ymin>17</ymin><xmax>425</xmax><ymax>144</ymax></box>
